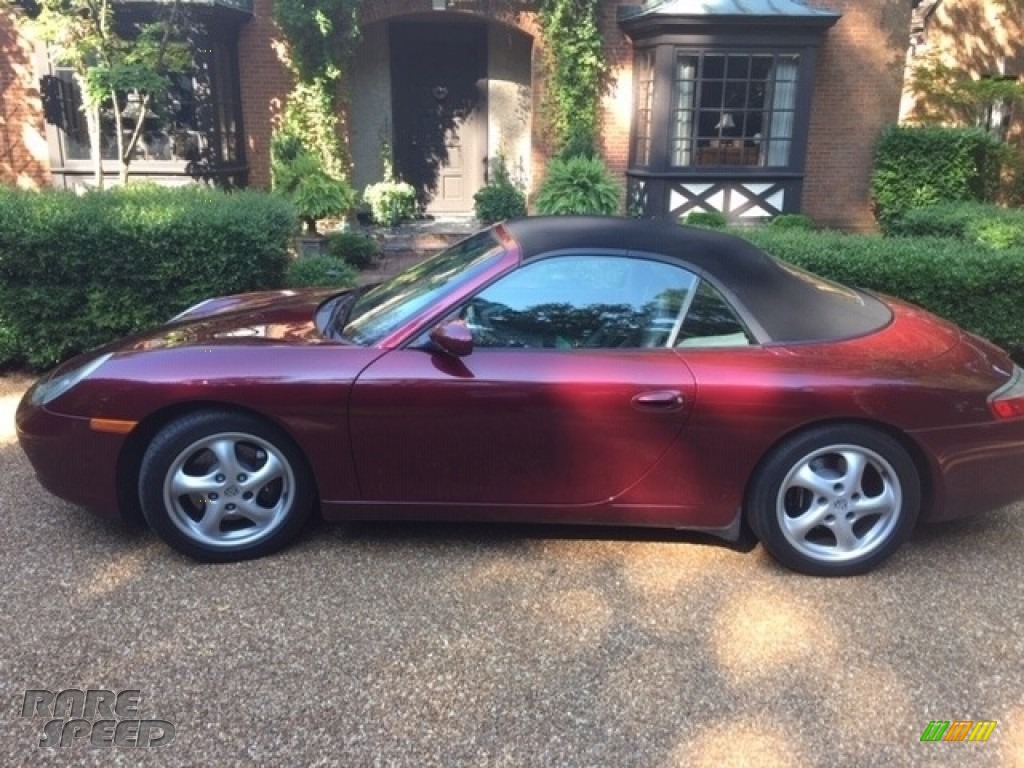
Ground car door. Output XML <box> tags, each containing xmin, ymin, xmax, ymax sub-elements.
<box><xmin>348</xmin><ymin>253</ymin><xmax>699</xmax><ymax>509</ymax></box>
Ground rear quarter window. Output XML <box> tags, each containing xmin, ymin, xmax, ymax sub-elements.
<box><xmin>677</xmin><ymin>280</ymin><xmax>753</xmax><ymax>348</ymax></box>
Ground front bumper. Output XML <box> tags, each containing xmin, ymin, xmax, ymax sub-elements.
<box><xmin>16</xmin><ymin>397</ymin><xmax>127</xmax><ymax>519</ymax></box>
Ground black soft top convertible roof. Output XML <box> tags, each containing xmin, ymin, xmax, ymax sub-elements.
<box><xmin>500</xmin><ymin>216</ymin><xmax>892</xmax><ymax>343</ymax></box>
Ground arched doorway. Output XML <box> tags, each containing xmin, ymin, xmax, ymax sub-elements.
<box><xmin>350</xmin><ymin>12</ymin><xmax>533</xmax><ymax>217</ymax></box>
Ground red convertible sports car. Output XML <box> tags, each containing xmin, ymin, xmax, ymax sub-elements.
<box><xmin>16</xmin><ymin>216</ymin><xmax>1024</xmax><ymax>575</ymax></box>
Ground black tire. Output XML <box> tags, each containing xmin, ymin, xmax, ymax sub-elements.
<box><xmin>746</xmin><ymin>425</ymin><xmax>920</xmax><ymax>576</ymax></box>
<box><xmin>139</xmin><ymin>410</ymin><xmax>315</xmax><ymax>562</ymax></box>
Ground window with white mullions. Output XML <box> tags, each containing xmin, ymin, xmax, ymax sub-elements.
<box><xmin>669</xmin><ymin>52</ymin><xmax>801</xmax><ymax>169</ymax></box>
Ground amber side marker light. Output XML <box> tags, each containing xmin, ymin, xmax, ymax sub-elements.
<box><xmin>89</xmin><ymin>418</ymin><xmax>138</xmax><ymax>434</ymax></box>
<box><xmin>989</xmin><ymin>366</ymin><xmax>1024</xmax><ymax>419</ymax></box>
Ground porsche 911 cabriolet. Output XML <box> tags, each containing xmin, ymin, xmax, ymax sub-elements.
<box><xmin>17</xmin><ymin>216</ymin><xmax>1024</xmax><ymax>575</ymax></box>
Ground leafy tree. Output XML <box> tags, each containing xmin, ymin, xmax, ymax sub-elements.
<box><xmin>21</xmin><ymin>0</ymin><xmax>191</xmax><ymax>187</ymax></box>
<box><xmin>908</xmin><ymin>53</ymin><xmax>1024</xmax><ymax>138</ymax></box>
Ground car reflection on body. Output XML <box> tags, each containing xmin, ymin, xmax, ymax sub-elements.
<box><xmin>16</xmin><ymin>216</ymin><xmax>1024</xmax><ymax>575</ymax></box>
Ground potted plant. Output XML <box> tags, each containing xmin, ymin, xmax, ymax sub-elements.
<box><xmin>271</xmin><ymin>134</ymin><xmax>355</xmax><ymax>253</ymax></box>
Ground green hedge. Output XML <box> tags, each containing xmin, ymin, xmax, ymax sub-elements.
<box><xmin>738</xmin><ymin>227</ymin><xmax>1024</xmax><ymax>362</ymax></box>
<box><xmin>286</xmin><ymin>255</ymin><xmax>357</xmax><ymax>288</ymax></box>
<box><xmin>885</xmin><ymin>202</ymin><xmax>1024</xmax><ymax>249</ymax></box>
<box><xmin>872</xmin><ymin>125</ymin><xmax>1004</xmax><ymax>231</ymax></box>
<box><xmin>0</xmin><ymin>186</ymin><xmax>297</xmax><ymax>369</ymax></box>
<box><xmin>326</xmin><ymin>231</ymin><xmax>380</xmax><ymax>269</ymax></box>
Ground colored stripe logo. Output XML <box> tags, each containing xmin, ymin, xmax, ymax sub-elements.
<box><xmin>920</xmin><ymin>720</ymin><xmax>997</xmax><ymax>742</ymax></box>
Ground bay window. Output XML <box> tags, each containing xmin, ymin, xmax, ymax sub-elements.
<box><xmin>619</xmin><ymin>3</ymin><xmax>839</xmax><ymax>221</ymax></box>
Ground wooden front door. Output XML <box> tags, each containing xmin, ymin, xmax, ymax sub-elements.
<box><xmin>391</xmin><ymin>21</ymin><xmax>487</xmax><ymax>215</ymax></box>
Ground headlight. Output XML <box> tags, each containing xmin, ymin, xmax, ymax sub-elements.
<box><xmin>30</xmin><ymin>353</ymin><xmax>113</xmax><ymax>406</ymax></box>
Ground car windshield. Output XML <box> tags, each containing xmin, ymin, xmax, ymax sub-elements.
<box><xmin>340</xmin><ymin>230</ymin><xmax>504</xmax><ymax>345</ymax></box>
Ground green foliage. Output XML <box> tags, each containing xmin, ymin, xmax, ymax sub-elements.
<box><xmin>535</xmin><ymin>155</ymin><xmax>621</xmax><ymax>215</ymax></box>
<box><xmin>474</xmin><ymin>156</ymin><xmax>527</xmax><ymax>224</ymax></box>
<box><xmin>871</xmin><ymin>125</ymin><xmax>1005</xmax><ymax>231</ymax></box>
<box><xmin>278</xmin><ymin>78</ymin><xmax>348</xmax><ymax>180</ymax></box>
<box><xmin>887</xmin><ymin>202</ymin><xmax>1024</xmax><ymax>249</ymax></box>
<box><xmin>272</xmin><ymin>0</ymin><xmax>362</xmax><ymax>82</ymax></box>
<box><xmin>538</xmin><ymin>0</ymin><xmax>607</xmax><ymax>156</ymax></box>
<box><xmin>684</xmin><ymin>211</ymin><xmax>728</xmax><ymax>229</ymax></box>
<box><xmin>0</xmin><ymin>186</ymin><xmax>297</xmax><ymax>369</ymax></box>
<box><xmin>999</xmin><ymin>148</ymin><xmax>1024</xmax><ymax>206</ymax></box>
<box><xmin>769</xmin><ymin>213</ymin><xmax>815</xmax><ymax>231</ymax></box>
<box><xmin>325</xmin><ymin>231</ymin><xmax>379</xmax><ymax>269</ymax></box>
<box><xmin>271</xmin><ymin>135</ymin><xmax>354</xmax><ymax>234</ymax></box>
<box><xmin>737</xmin><ymin>226</ymin><xmax>1024</xmax><ymax>362</ymax></box>
<box><xmin>286</xmin><ymin>255</ymin><xmax>357</xmax><ymax>288</ymax></box>
<box><xmin>272</xmin><ymin>0</ymin><xmax>362</xmax><ymax>186</ymax></box>
<box><xmin>907</xmin><ymin>52</ymin><xmax>1024</xmax><ymax>131</ymax></box>
<box><xmin>557</xmin><ymin>132</ymin><xmax>600</xmax><ymax>162</ymax></box>
<box><xmin>363</xmin><ymin>180</ymin><xmax>417</xmax><ymax>227</ymax></box>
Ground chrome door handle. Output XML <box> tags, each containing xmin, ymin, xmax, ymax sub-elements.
<box><xmin>632</xmin><ymin>390</ymin><xmax>685</xmax><ymax>411</ymax></box>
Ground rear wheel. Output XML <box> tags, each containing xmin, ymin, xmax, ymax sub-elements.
<box><xmin>746</xmin><ymin>425</ymin><xmax>920</xmax><ymax>576</ymax></box>
<box><xmin>139</xmin><ymin>411</ymin><xmax>314</xmax><ymax>562</ymax></box>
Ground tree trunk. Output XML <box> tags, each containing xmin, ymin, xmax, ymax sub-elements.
<box><xmin>118</xmin><ymin>95</ymin><xmax>152</xmax><ymax>186</ymax></box>
<box><xmin>77</xmin><ymin>75</ymin><xmax>104</xmax><ymax>190</ymax></box>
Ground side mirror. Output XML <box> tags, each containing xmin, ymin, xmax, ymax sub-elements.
<box><xmin>429</xmin><ymin>319</ymin><xmax>474</xmax><ymax>358</ymax></box>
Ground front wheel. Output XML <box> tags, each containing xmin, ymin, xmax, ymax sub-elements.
<box><xmin>746</xmin><ymin>425</ymin><xmax>920</xmax><ymax>576</ymax></box>
<box><xmin>139</xmin><ymin>411</ymin><xmax>315</xmax><ymax>562</ymax></box>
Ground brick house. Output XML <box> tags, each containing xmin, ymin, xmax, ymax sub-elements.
<box><xmin>902</xmin><ymin>0</ymin><xmax>1024</xmax><ymax>143</ymax></box>
<box><xmin>2</xmin><ymin>0</ymin><xmax>924</xmax><ymax>229</ymax></box>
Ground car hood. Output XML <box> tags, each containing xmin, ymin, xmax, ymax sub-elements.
<box><xmin>122</xmin><ymin>288</ymin><xmax>347</xmax><ymax>352</ymax></box>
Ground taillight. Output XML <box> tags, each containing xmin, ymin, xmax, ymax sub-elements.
<box><xmin>989</xmin><ymin>365</ymin><xmax>1024</xmax><ymax>420</ymax></box>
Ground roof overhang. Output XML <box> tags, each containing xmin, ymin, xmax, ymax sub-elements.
<box><xmin>619</xmin><ymin>0</ymin><xmax>840</xmax><ymax>40</ymax></box>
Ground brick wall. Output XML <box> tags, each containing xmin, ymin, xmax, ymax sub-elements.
<box><xmin>600</xmin><ymin>2</ymin><xmax>635</xmax><ymax>184</ymax></box>
<box><xmin>237</xmin><ymin>0</ymin><xmax>294</xmax><ymax>189</ymax></box>
<box><xmin>802</xmin><ymin>0</ymin><xmax>913</xmax><ymax>231</ymax></box>
<box><xmin>0</xmin><ymin>7</ymin><xmax>49</xmax><ymax>188</ymax></box>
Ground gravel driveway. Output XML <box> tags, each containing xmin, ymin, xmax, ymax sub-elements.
<box><xmin>1</xmin><ymin>375</ymin><xmax>1021</xmax><ymax>767</ymax></box>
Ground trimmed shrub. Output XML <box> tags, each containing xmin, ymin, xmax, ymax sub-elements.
<box><xmin>0</xmin><ymin>185</ymin><xmax>297</xmax><ymax>369</ymax></box>
<box><xmin>326</xmin><ymin>231</ymin><xmax>380</xmax><ymax>269</ymax></box>
<box><xmin>286</xmin><ymin>255</ymin><xmax>358</xmax><ymax>288</ymax></box>
<box><xmin>887</xmin><ymin>202</ymin><xmax>1024</xmax><ymax>249</ymax></box>
<box><xmin>474</xmin><ymin>182</ymin><xmax>527</xmax><ymax>223</ymax></box>
<box><xmin>871</xmin><ymin>125</ymin><xmax>1004</xmax><ymax>232</ymax></box>
<box><xmin>737</xmin><ymin>226</ymin><xmax>1024</xmax><ymax>361</ymax></box>
<box><xmin>684</xmin><ymin>211</ymin><xmax>728</xmax><ymax>229</ymax></box>
<box><xmin>768</xmin><ymin>213</ymin><xmax>815</xmax><ymax>230</ymax></box>
<box><xmin>363</xmin><ymin>179</ymin><xmax>417</xmax><ymax>227</ymax></box>
<box><xmin>535</xmin><ymin>155</ymin><xmax>621</xmax><ymax>215</ymax></box>
<box><xmin>474</xmin><ymin>157</ymin><xmax>527</xmax><ymax>224</ymax></box>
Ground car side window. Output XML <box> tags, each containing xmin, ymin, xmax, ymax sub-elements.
<box><xmin>461</xmin><ymin>255</ymin><xmax>699</xmax><ymax>349</ymax></box>
<box><xmin>677</xmin><ymin>280</ymin><xmax>754</xmax><ymax>348</ymax></box>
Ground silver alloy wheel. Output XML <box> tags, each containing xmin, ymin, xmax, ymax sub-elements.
<box><xmin>161</xmin><ymin>431</ymin><xmax>296</xmax><ymax>550</ymax></box>
<box><xmin>776</xmin><ymin>443</ymin><xmax>903</xmax><ymax>564</ymax></box>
